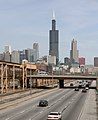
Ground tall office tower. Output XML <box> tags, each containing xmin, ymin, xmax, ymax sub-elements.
<box><xmin>4</xmin><ymin>45</ymin><xmax>11</xmax><ymax>53</ymax></box>
<box><xmin>70</xmin><ymin>39</ymin><xmax>79</xmax><ymax>64</ymax></box>
<box><xmin>49</xmin><ymin>12</ymin><xmax>59</xmax><ymax>65</ymax></box>
<box><xmin>3</xmin><ymin>52</ymin><xmax>11</xmax><ymax>62</ymax></box>
<box><xmin>0</xmin><ymin>53</ymin><xmax>4</xmax><ymax>61</ymax></box>
<box><xmin>33</xmin><ymin>43</ymin><xmax>39</xmax><ymax>61</ymax></box>
<box><xmin>25</xmin><ymin>48</ymin><xmax>34</xmax><ymax>62</ymax></box>
<box><xmin>25</xmin><ymin>48</ymin><xmax>37</xmax><ymax>62</ymax></box>
<box><xmin>64</xmin><ymin>57</ymin><xmax>71</xmax><ymax>65</ymax></box>
<box><xmin>11</xmin><ymin>50</ymin><xmax>20</xmax><ymax>63</ymax></box>
<box><xmin>94</xmin><ymin>57</ymin><xmax>98</xmax><ymax>67</ymax></box>
<box><xmin>19</xmin><ymin>50</ymin><xmax>26</xmax><ymax>63</ymax></box>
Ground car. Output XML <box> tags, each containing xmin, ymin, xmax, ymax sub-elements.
<box><xmin>74</xmin><ymin>87</ymin><xmax>79</xmax><ymax>91</ymax></box>
<box><xmin>82</xmin><ymin>88</ymin><xmax>87</xmax><ymax>93</ymax></box>
<box><xmin>47</xmin><ymin>112</ymin><xmax>62</xmax><ymax>120</ymax></box>
<box><xmin>70</xmin><ymin>83</ymin><xmax>73</xmax><ymax>86</ymax></box>
<box><xmin>85</xmin><ymin>87</ymin><xmax>89</xmax><ymax>90</ymax></box>
<box><xmin>78</xmin><ymin>83</ymin><xmax>83</xmax><ymax>88</ymax></box>
<box><xmin>39</xmin><ymin>100</ymin><xmax>48</xmax><ymax>107</ymax></box>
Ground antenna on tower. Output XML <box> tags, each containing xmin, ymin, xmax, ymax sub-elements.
<box><xmin>52</xmin><ymin>10</ymin><xmax>55</xmax><ymax>20</ymax></box>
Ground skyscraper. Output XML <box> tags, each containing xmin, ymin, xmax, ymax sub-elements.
<box><xmin>49</xmin><ymin>12</ymin><xmax>59</xmax><ymax>65</ymax></box>
<box><xmin>33</xmin><ymin>43</ymin><xmax>39</xmax><ymax>61</ymax></box>
<box><xmin>70</xmin><ymin>39</ymin><xmax>79</xmax><ymax>64</ymax></box>
<box><xmin>94</xmin><ymin>57</ymin><xmax>98</xmax><ymax>67</ymax></box>
<box><xmin>24</xmin><ymin>43</ymin><xmax>39</xmax><ymax>63</ymax></box>
<box><xmin>4</xmin><ymin>45</ymin><xmax>11</xmax><ymax>62</ymax></box>
<box><xmin>4</xmin><ymin>45</ymin><xmax>11</xmax><ymax>53</ymax></box>
<box><xmin>11</xmin><ymin>50</ymin><xmax>20</xmax><ymax>63</ymax></box>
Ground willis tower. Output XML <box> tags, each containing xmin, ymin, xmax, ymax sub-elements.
<box><xmin>49</xmin><ymin>12</ymin><xmax>59</xmax><ymax>65</ymax></box>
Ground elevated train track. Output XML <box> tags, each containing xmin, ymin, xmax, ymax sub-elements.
<box><xmin>0</xmin><ymin>61</ymin><xmax>57</xmax><ymax>94</ymax></box>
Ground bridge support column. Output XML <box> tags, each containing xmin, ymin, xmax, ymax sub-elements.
<box><xmin>59</xmin><ymin>79</ymin><xmax>64</xmax><ymax>88</ymax></box>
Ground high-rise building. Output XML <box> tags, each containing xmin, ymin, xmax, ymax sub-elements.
<box><xmin>70</xmin><ymin>39</ymin><xmax>79</xmax><ymax>64</ymax></box>
<box><xmin>11</xmin><ymin>50</ymin><xmax>20</xmax><ymax>63</ymax></box>
<box><xmin>64</xmin><ymin>57</ymin><xmax>71</xmax><ymax>65</ymax></box>
<box><xmin>25</xmin><ymin>48</ymin><xmax>34</xmax><ymax>62</ymax></box>
<box><xmin>47</xmin><ymin>55</ymin><xmax>56</xmax><ymax>65</ymax></box>
<box><xmin>0</xmin><ymin>53</ymin><xmax>4</xmax><ymax>61</ymax></box>
<box><xmin>4</xmin><ymin>52</ymin><xmax>11</xmax><ymax>62</ymax></box>
<box><xmin>49</xmin><ymin>12</ymin><xmax>59</xmax><ymax>65</ymax></box>
<box><xmin>33</xmin><ymin>43</ymin><xmax>39</xmax><ymax>61</ymax></box>
<box><xmin>4</xmin><ymin>45</ymin><xmax>11</xmax><ymax>54</ymax></box>
<box><xmin>19</xmin><ymin>50</ymin><xmax>26</xmax><ymax>63</ymax></box>
<box><xmin>79</xmin><ymin>57</ymin><xmax>85</xmax><ymax>65</ymax></box>
<box><xmin>25</xmin><ymin>48</ymin><xmax>37</xmax><ymax>63</ymax></box>
<box><xmin>94</xmin><ymin>57</ymin><xmax>98</xmax><ymax>67</ymax></box>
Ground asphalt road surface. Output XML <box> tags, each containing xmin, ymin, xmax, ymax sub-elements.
<box><xmin>0</xmin><ymin>88</ymin><xmax>88</xmax><ymax>120</ymax></box>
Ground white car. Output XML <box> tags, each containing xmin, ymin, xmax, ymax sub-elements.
<box><xmin>47</xmin><ymin>112</ymin><xmax>62</xmax><ymax>120</ymax></box>
<box><xmin>86</xmin><ymin>87</ymin><xmax>89</xmax><ymax>90</ymax></box>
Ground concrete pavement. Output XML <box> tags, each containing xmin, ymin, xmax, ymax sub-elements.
<box><xmin>0</xmin><ymin>89</ymin><xmax>43</xmax><ymax>110</ymax></box>
<box><xmin>78</xmin><ymin>89</ymin><xmax>97</xmax><ymax>120</ymax></box>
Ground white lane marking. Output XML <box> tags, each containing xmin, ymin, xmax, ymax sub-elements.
<box><xmin>77</xmin><ymin>92</ymin><xmax>89</xmax><ymax>120</ymax></box>
<box><xmin>5</xmin><ymin>105</ymin><xmax>36</xmax><ymax>120</ymax></box>
<box><xmin>5</xmin><ymin>89</ymin><xmax>74</xmax><ymax>120</ymax></box>
<box><xmin>29</xmin><ymin>90</ymin><xmax>76</xmax><ymax>120</ymax></box>
<box><xmin>4</xmin><ymin>90</ymin><xmax>64</xmax><ymax>120</ymax></box>
<box><xmin>5</xmin><ymin>118</ymin><xmax>10</xmax><ymax>120</ymax></box>
<box><xmin>20</xmin><ymin>110</ymin><xmax>26</xmax><ymax>113</ymax></box>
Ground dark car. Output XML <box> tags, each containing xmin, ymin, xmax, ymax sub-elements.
<box><xmin>39</xmin><ymin>100</ymin><xmax>48</xmax><ymax>107</ymax></box>
<box><xmin>78</xmin><ymin>83</ymin><xmax>82</xmax><ymax>88</ymax></box>
<box><xmin>74</xmin><ymin>87</ymin><xmax>79</xmax><ymax>91</ymax></box>
<box><xmin>70</xmin><ymin>83</ymin><xmax>73</xmax><ymax>86</ymax></box>
<box><xmin>82</xmin><ymin>88</ymin><xmax>87</xmax><ymax>93</ymax></box>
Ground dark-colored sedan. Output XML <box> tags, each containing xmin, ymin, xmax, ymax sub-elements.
<box><xmin>39</xmin><ymin>100</ymin><xmax>48</xmax><ymax>107</ymax></box>
<box><xmin>74</xmin><ymin>87</ymin><xmax>79</xmax><ymax>91</ymax></box>
<box><xmin>70</xmin><ymin>83</ymin><xmax>73</xmax><ymax>86</ymax></box>
<box><xmin>82</xmin><ymin>88</ymin><xmax>87</xmax><ymax>93</ymax></box>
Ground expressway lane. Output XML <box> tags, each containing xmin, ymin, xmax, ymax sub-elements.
<box><xmin>0</xmin><ymin>88</ymin><xmax>88</xmax><ymax>120</ymax></box>
<box><xmin>62</xmin><ymin>92</ymin><xmax>87</xmax><ymax>120</ymax></box>
<box><xmin>13</xmin><ymin>89</ymin><xmax>77</xmax><ymax>120</ymax></box>
<box><xmin>31</xmin><ymin>90</ymin><xmax>87</xmax><ymax>120</ymax></box>
<box><xmin>0</xmin><ymin>88</ymin><xmax>72</xmax><ymax>120</ymax></box>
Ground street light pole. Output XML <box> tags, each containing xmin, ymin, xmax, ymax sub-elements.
<box><xmin>30</xmin><ymin>50</ymin><xmax>32</xmax><ymax>94</ymax></box>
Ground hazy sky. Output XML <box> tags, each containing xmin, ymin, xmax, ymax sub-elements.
<box><xmin>0</xmin><ymin>0</ymin><xmax>98</xmax><ymax>64</ymax></box>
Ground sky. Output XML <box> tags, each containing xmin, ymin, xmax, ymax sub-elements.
<box><xmin>0</xmin><ymin>0</ymin><xmax>98</xmax><ymax>64</ymax></box>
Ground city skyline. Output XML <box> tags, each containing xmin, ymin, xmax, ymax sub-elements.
<box><xmin>0</xmin><ymin>0</ymin><xmax>98</xmax><ymax>64</ymax></box>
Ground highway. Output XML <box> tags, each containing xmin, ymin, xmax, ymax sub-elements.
<box><xmin>0</xmin><ymin>87</ymin><xmax>88</xmax><ymax>120</ymax></box>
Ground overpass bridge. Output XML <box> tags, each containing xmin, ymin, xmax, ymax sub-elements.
<box><xmin>0</xmin><ymin>60</ymin><xmax>97</xmax><ymax>94</ymax></box>
<box><xmin>27</xmin><ymin>75</ymin><xmax>98</xmax><ymax>89</ymax></box>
